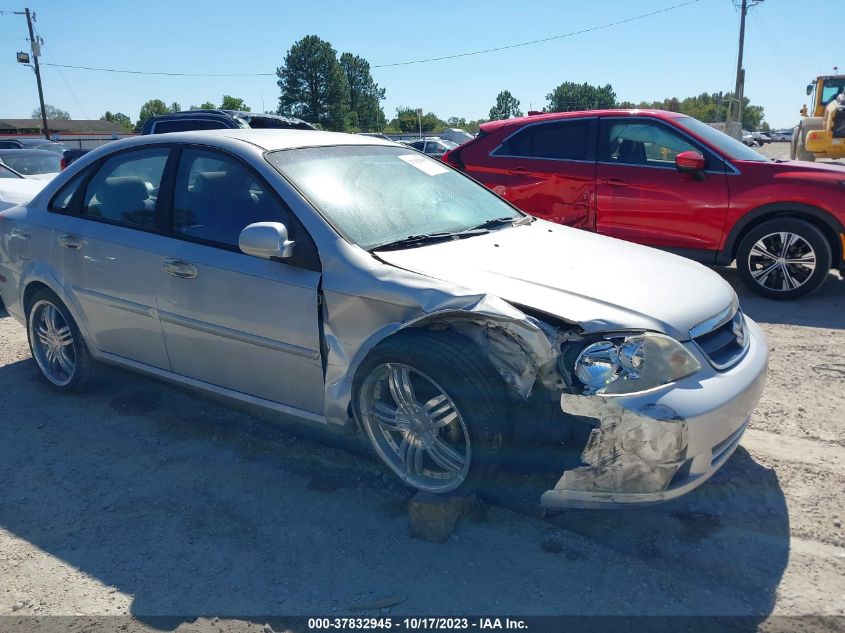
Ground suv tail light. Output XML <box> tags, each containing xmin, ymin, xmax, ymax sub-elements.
<box><xmin>60</xmin><ymin>157</ymin><xmax>67</xmax><ymax>170</ymax></box>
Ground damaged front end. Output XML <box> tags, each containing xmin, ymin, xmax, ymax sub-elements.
<box><xmin>543</xmin><ymin>394</ymin><xmax>690</xmax><ymax>508</ymax></box>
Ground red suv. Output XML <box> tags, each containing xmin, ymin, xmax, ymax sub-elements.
<box><xmin>443</xmin><ymin>109</ymin><xmax>845</xmax><ymax>299</ymax></box>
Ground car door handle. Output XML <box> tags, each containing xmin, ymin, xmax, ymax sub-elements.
<box><xmin>162</xmin><ymin>258</ymin><xmax>198</xmax><ymax>279</ymax></box>
<box><xmin>509</xmin><ymin>167</ymin><xmax>529</xmax><ymax>174</ymax></box>
<box><xmin>57</xmin><ymin>233</ymin><xmax>84</xmax><ymax>250</ymax></box>
<box><xmin>602</xmin><ymin>177</ymin><xmax>629</xmax><ymax>186</ymax></box>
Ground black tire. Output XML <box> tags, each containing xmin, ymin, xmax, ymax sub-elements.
<box><xmin>26</xmin><ymin>288</ymin><xmax>96</xmax><ymax>391</ymax></box>
<box><xmin>352</xmin><ymin>330</ymin><xmax>509</xmax><ymax>496</ymax></box>
<box><xmin>736</xmin><ymin>219</ymin><xmax>832</xmax><ymax>300</ymax></box>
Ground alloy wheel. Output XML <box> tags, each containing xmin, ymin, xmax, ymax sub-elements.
<box><xmin>747</xmin><ymin>231</ymin><xmax>816</xmax><ymax>293</ymax></box>
<box><xmin>359</xmin><ymin>362</ymin><xmax>471</xmax><ymax>493</ymax></box>
<box><xmin>29</xmin><ymin>300</ymin><xmax>77</xmax><ymax>387</ymax></box>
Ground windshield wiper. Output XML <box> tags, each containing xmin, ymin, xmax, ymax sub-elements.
<box><xmin>370</xmin><ymin>232</ymin><xmax>461</xmax><ymax>251</ymax></box>
<box><xmin>460</xmin><ymin>215</ymin><xmax>533</xmax><ymax>233</ymax></box>
<box><xmin>370</xmin><ymin>216</ymin><xmax>534</xmax><ymax>252</ymax></box>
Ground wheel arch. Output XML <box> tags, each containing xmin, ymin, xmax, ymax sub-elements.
<box><xmin>719</xmin><ymin>203</ymin><xmax>844</xmax><ymax>268</ymax></box>
<box><xmin>21</xmin><ymin>276</ymin><xmax>98</xmax><ymax>356</ymax></box>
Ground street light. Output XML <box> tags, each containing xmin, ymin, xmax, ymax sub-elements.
<box><xmin>16</xmin><ymin>51</ymin><xmax>30</xmax><ymax>64</ymax></box>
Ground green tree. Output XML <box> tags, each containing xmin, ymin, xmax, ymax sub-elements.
<box><xmin>100</xmin><ymin>111</ymin><xmax>132</xmax><ymax>131</ymax></box>
<box><xmin>546</xmin><ymin>82</ymin><xmax>617</xmax><ymax>112</ymax></box>
<box><xmin>389</xmin><ymin>107</ymin><xmax>446</xmax><ymax>133</ymax></box>
<box><xmin>339</xmin><ymin>52</ymin><xmax>386</xmax><ymax>132</ymax></box>
<box><xmin>170</xmin><ymin>102</ymin><xmax>182</xmax><ymax>113</ymax></box>
<box><xmin>190</xmin><ymin>102</ymin><xmax>216</xmax><ymax>110</ymax></box>
<box><xmin>31</xmin><ymin>104</ymin><xmax>70</xmax><ymax>120</ymax></box>
<box><xmin>446</xmin><ymin>116</ymin><xmax>467</xmax><ymax>128</ymax></box>
<box><xmin>488</xmin><ymin>90</ymin><xmax>523</xmax><ymax>120</ymax></box>
<box><xmin>220</xmin><ymin>95</ymin><xmax>251</xmax><ymax>111</ymax></box>
<box><xmin>136</xmin><ymin>99</ymin><xmax>171</xmax><ymax>131</ymax></box>
<box><xmin>276</xmin><ymin>35</ymin><xmax>349</xmax><ymax>131</ymax></box>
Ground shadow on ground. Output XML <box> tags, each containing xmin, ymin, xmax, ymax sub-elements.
<box><xmin>0</xmin><ymin>344</ymin><xmax>789</xmax><ymax>629</ymax></box>
<box><xmin>715</xmin><ymin>267</ymin><xmax>844</xmax><ymax>329</ymax></box>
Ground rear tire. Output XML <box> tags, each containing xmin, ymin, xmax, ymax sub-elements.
<box><xmin>736</xmin><ymin>219</ymin><xmax>831</xmax><ymax>300</ymax></box>
<box><xmin>26</xmin><ymin>289</ymin><xmax>96</xmax><ymax>391</ymax></box>
<box><xmin>353</xmin><ymin>331</ymin><xmax>509</xmax><ymax>496</ymax></box>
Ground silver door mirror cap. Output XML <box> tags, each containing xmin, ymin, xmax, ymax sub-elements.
<box><xmin>238</xmin><ymin>222</ymin><xmax>294</xmax><ymax>260</ymax></box>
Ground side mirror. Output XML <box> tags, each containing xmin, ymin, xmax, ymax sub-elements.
<box><xmin>675</xmin><ymin>150</ymin><xmax>706</xmax><ymax>173</ymax></box>
<box><xmin>806</xmin><ymin>83</ymin><xmax>814</xmax><ymax>96</ymax></box>
<box><xmin>238</xmin><ymin>222</ymin><xmax>294</xmax><ymax>260</ymax></box>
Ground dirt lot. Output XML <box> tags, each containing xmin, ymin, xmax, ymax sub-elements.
<box><xmin>0</xmin><ymin>263</ymin><xmax>844</xmax><ymax>629</ymax></box>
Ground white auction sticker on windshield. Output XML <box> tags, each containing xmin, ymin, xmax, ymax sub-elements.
<box><xmin>398</xmin><ymin>153</ymin><xmax>449</xmax><ymax>176</ymax></box>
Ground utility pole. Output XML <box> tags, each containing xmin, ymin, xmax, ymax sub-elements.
<box><xmin>15</xmin><ymin>8</ymin><xmax>49</xmax><ymax>140</ymax></box>
<box><xmin>729</xmin><ymin>0</ymin><xmax>763</xmax><ymax>139</ymax></box>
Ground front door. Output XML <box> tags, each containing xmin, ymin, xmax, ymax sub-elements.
<box><xmin>155</xmin><ymin>147</ymin><xmax>324</xmax><ymax>415</ymax></box>
<box><xmin>595</xmin><ymin>117</ymin><xmax>730</xmax><ymax>255</ymax></box>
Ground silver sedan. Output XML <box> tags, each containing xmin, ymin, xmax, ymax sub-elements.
<box><xmin>0</xmin><ymin>130</ymin><xmax>768</xmax><ymax>508</ymax></box>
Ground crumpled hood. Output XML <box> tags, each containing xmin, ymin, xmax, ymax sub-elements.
<box><xmin>376</xmin><ymin>219</ymin><xmax>736</xmax><ymax>341</ymax></box>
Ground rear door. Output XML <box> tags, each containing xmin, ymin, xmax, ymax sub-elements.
<box><xmin>469</xmin><ymin>118</ymin><xmax>597</xmax><ymax>228</ymax></box>
<box><xmin>49</xmin><ymin>146</ymin><xmax>173</xmax><ymax>369</ymax></box>
<box><xmin>595</xmin><ymin>117</ymin><xmax>730</xmax><ymax>256</ymax></box>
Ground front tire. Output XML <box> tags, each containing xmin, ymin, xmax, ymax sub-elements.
<box><xmin>353</xmin><ymin>331</ymin><xmax>508</xmax><ymax>495</ymax></box>
<box><xmin>26</xmin><ymin>289</ymin><xmax>95</xmax><ymax>390</ymax></box>
<box><xmin>736</xmin><ymin>219</ymin><xmax>832</xmax><ymax>300</ymax></box>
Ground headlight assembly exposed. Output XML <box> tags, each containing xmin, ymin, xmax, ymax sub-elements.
<box><xmin>572</xmin><ymin>333</ymin><xmax>701</xmax><ymax>395</ymax></box>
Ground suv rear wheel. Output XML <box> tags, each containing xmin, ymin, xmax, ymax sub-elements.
<box><xmin>736</xmin><ymin>219</ymin><xmax>832</xmax><ymax>300</ymax></box>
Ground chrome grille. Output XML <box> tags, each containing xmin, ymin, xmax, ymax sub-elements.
<box><xmin>691</xmin><ymin>308</ymin><xmax>749</xmax><ymax>370</ymax></box>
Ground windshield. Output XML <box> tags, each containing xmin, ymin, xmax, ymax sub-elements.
<box><xmin>0</xmin><ymin>152</ymin><xmax>61</xmax><ymax>175</ymax></box>
<box><xmin>0</xmin><ymin>164</ymin><xmax>23</xmax><ymax>179</ymax></box>
<box><xmin>674</xmin><ymin>116</ymin><xmax>770</xmax><ymax>162</ymax></box>
<box><xmin>267</xmin><ymin>145</ymin><xmax>522</xmax><ymax>250</ymax></box>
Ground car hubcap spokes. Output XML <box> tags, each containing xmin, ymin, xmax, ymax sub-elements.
<box><xmin>30</xmin><ymin>302</ymin><xmax>76</xmax><ymax>386</ymax></box>
<box><xmin>361</xmin><ymin>363</ymin><xmax>470</xmax><ymax>492</ymax></box>
<box><xmin>748</xmin><ymin>232</ymin><xmax>816</xmax><ymax>292</ymax></box>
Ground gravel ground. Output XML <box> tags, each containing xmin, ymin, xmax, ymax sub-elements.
<box><xmin>0</xmin><ymin>264</ymin><xmax>844</xmax><ymax>630</ymax></box>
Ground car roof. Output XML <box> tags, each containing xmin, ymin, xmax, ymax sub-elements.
<box><xmin>479</xmin><ymin>108</ymin><xmax>687</xmax><ymax>133</ymax></box>
<box><xmin>6</xmin><ymin>138</ymin><xmax>60</xmax><ymax>146</ymax></box>
<box><xmin>101</xmin><ymin>128</ymin><xmax>397</xmax><ymax>153</ymax></box>
<box><xmin>0</xmin><ymin>148</ymin><xmax>61</xmax><ymax>157</ymax></box>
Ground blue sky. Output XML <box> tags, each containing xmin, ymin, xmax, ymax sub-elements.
<box><xmin>1</xmin><ymin>0</ymin><xmax>842</xmax><ymax>129</ymax></box>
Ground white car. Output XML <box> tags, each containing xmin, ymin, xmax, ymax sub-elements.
<box><xmin>0</xmin><ymin>163</ymin><xmax>51</xmax><ymax>211</ymax></box>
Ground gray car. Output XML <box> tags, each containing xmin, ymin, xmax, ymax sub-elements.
<box><xmin>0</xmin><ymin>130</ymin><xmax>768</xmax><ymax>509</ymax></box>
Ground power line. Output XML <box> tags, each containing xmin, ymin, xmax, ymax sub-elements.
<box><xmin>38</xmin><ymin>0</ymin><xmax>702</xmax><ymax>77</ymax></box>
<box><xmin>372</xmin><ymin>0</ymin><xmax>702</xmax><ymax>68</ymax></box>
<box><xmin>40</xmin><ymin>63</ymin><xmax>275</xmax><ymax>77</ymax></box>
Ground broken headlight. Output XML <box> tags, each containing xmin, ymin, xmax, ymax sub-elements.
<box><xmin>571</xmin><ymin>333</ymin><xmax>701</xmax><ymax>395</ymax></box>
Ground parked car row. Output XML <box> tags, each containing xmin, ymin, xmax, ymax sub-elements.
<box><xmin>0</xmin><ymin>127</ymin><xmax>768</xmax><ymax>510</ymax></box>
<box><xmin>442</xmin><ymin>108</ymin><xmax>845</xmax><ymax>300</ymax></box>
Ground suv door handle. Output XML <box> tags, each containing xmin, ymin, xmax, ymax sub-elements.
<box><xmin>162</xmin><ymin>258</ymin><xmax>198</xmax><ymax>279</ymax></box>
<box><xmin>57</xmin><ymin>233</ymin><xmax>84</xmax><ymax>250</ymax></box>
<box><xmin>602</xmin><ymin>177</ymin><xmax>629</xmax><ymax>186</ymax></box>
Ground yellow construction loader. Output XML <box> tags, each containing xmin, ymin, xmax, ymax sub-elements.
<box><xmin>791</xmin><ymin>74</ymin><xmax>845</xmax><ymax>161</ymax></box>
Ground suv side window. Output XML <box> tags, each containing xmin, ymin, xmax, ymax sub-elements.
<box><xmin>153</xmin><ymin>119</ymin><xmax>229</xmax><ymax>133</ymax></box>
<box><xmin>494</xmin><ymin>119</ymin><xmax>591</xmax><ymax>161</ymax></box>
<box><xmin>81</xmin><ymin>148</ymin><xmax>169</xmax><ymax>228</ymax></box>
<box><xmin>601</xmin><ymin>120</ymin><xmax>706</xmax><ymax>168</ymax></box>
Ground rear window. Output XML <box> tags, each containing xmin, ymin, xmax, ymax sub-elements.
<box><xmin>0</xmin><ymin>152</ymin><xmax>60</xmax><ymax>175</ymax></box>
<box><xmin>494</xmin><ymin>119</ymin><xmax>590</xmax><ymax>161</ymax></box>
